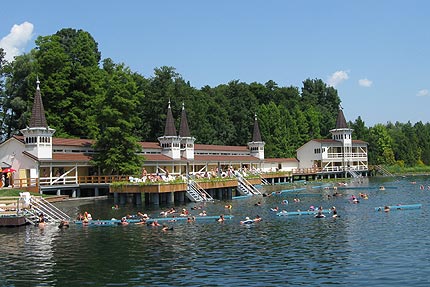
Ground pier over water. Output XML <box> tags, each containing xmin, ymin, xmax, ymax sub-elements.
<box><xmin>7</xmin><ymin>167</ymin><xmax>368</xmax><ymax>206</ymax></box>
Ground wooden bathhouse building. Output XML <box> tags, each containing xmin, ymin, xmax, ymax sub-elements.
<box><xmin>296</xmin><ymin>108</ymin><xmax>368</xmax><ymax>177</ymax></box>
<box><xmin>0</xmin><ymin>80</ymin><xmax>368</xmax><ymax>200</ymax></box>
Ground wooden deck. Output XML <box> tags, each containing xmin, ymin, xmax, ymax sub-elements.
<box><xmin>110</xmin><ymin>178</ymin><xmax>247</xmax><ymax>194</ymax></box>
<box><xmin>0</xmin><ymin>196</ymin><xmax>28</xmax><ymax>227</ymax></box>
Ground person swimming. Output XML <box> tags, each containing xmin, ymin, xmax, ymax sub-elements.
<box><xmin>217</xmin><ymin>215</ymin><xmax>225</xmax><ymax>222</ymax></box>
<box><xmin>58</xmin><ymin>220</ymin><xmax>70</xmax><ymax>228</ymax></box>
<box><xmin>253</xmin><ymin>215</ymin><xmax>262</xmax><ymax>222</ymax></box>
<box><xmin>119</xmin><ymin>217</ymin><xmax>129</xmax><ymax>226</ymax></box>
<box><xmin>162</xmin><ymin>224</ymin><xmax>173</xmax><ymax>231</ymax></box>
<box><xmin>315</xmin><ymin>210</ymin><xmax>326</xmax><ymax>218</ymax></box>
<box><xmin>331</xmin><ymin>206</ymin><xmax>339</xmax><ymax>218</ymax></box>
<box><xmin>240</xmin><ymin>217</ymin><xmax>254</xmax><ymax>225</ymax></box>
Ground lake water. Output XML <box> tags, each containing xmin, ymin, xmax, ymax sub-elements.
<box><xmin>1</xmin><ymin>176</ymin><xmax>430</xmax><ymax>287</ymax></box>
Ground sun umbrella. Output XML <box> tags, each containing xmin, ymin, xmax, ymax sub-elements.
<box><xmin>2</xmin><ymin>168</ymin><xmax>16</xmax><ymax>173</ymax></box>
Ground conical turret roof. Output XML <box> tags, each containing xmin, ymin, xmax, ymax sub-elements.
<box><xmin>164</xmin><ymin>100</ymin><xmax>177</xmax><ymax>136</ymax></box>
<box><xmin>335</xmin><ymin>107</ymin><xmax>348</xmax><ymax>129</ymax></box>
<box><xmin>252</xmin><ymin>114</ymin><xmax>262</xmax><ymax>142</ymax></box>
<box><xmin>179</xmin><ymin>103</ymin><xmax>191</xmax><ymax>137</ymax></box>
<box><xmin>29</xmin><ymin>79</ymin><xmax>48</xmax><ymax>128</ymax></box>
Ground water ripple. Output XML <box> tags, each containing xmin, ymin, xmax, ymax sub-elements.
<box><xmin>1</xmin><ymin>176</ymin><xmax>430</xmax><ymax>286</ymax></box>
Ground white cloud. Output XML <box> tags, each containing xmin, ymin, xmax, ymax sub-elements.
<box><xmin>358</xmin><ymin>78</ymin><xmax>372</xmax><ymax>87</ymax></box>
<box><xmin>0</xmin><ymin>22</ymin><xmax>34</xmax><ymax>62</ymax></box>
<box><xmin>327</xmin><ymin>70</ymin><xmax>349</xmax><ymax>87</ymax></box>
<box><xmin>417</xmin><ymin>89</ymin><xmax>429</xmax><ymax>97</ymax></box>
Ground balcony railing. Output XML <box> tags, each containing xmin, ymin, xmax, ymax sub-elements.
<box><xmin>326</xmin><ymin>153</ymin><xmax>367</xmax><ymax>159</ymax></box>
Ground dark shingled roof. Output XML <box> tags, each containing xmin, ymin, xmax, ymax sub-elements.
<box><xmin>335</xmin><ymin>108</ymin><xmax>348</xmax><ymax>129</ymax></box>
<box><xmin>252</xmin><ymin>114</ymin><xmax>262</xmax><ymax>142</ymax></box>
<box><xmin>164</xmin><ymin>101</ymin><xmax>177</xmax><ymax>136</ymax></box>
<box><xmin>29</xmin><ymin>80</ymin><xmax>48</xmax><ymax>128</ymax></box>
<box><xmin>179</xmin><ymin>103</ymin><xmax>191</xmax><ymax>137</ymax></box>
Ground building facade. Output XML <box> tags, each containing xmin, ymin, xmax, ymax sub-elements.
<box><xmin>0</xmin><ymin>81</ymin><xmax>367</xmax><ymax>191</ymax></box>
<box><xmin>296</xmin><ymin>108</ymin><xmax>368</xmax><ymax>173</ymax></box>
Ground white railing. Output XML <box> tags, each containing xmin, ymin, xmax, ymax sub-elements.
<box><xmin>326</xmin><ymin>153</ymin><xmax>367</xmax><ymax>159</ymax></box>
<box><xmin>374</xmin><ymin>165</ymin><xmax>394</xmax><ymax>177</ymax></box>
<box><xmin>260</xmin><ymin>176</ymin><xmax>271</xmax><ymax>185</ymax></box>
<box><xmin>39</xmin><ymin>176</ymin><xmax>78</xmax><ymax>186</ymax></box>
<box><xmin>237</xmin><ymin>175</ymin><xmax>261</xmax><ymax>196</ymax></box>
<box><xmin>28</xmin><ymin>196</ymin><xmax>71</xmax><ymax>223</ymax></box>
<box><xmin>186</xmin><ymin>180</ymin><xmax>214</xmax><ymax>202</ymax></box>
<box><xmin>321</xmin><ymin>166</ymin><xmax>368</xmax><ymax>172</ymax></box>
<box><xmin>348</xmin><ymin>169</ymin><xmax>360</xmax><ymax>178</ymax></box>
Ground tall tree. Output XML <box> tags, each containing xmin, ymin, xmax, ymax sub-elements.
<box><xmin>141</xmin><ymin>66</ymin><xmax>181</xmax><ymax>141</ymax></box>
<box><xmin>368</xmin><ymin>124</ymin><xmax>395</xmax><ymax>165</ymax></box>
<box><xmin>388</xmin><ymin>121</ymin><xmax>420</xmax><ymax>166</ymax></box>
<box><xmin>258</xmin><ymin>102</ymin><xmax>287</xmax><ymax>157</ymax></box>
<box><xmin>351</xmin><ymin>116</ymin><xmax>369</xmax><ymax>142</ymax></box>
<box><xmin>1</xmin><ymin>52</ymin><xmax>37</xmax><ymax>139</ymax></box>
<box><xmin>275</xmin><ymin>85</ymin><xmax>301</xmax><ymax>110</ymax></box>
<box><xmin>35</xmin><ymin>28</ymin><xmax>102</xmax><ymax>138</ymax></box>
<box><xmin>0</xmin><ymin>48</ymin><xmax>8</xmax><ymax>138</ymax></box>
<box><xmin>222</xmin><ymin>80</ymin><xmax>258</xmax><ymax>145</ymax></box>
<box><xmin>188</xmin><ymin>86</ymin><xmax>235</xmax><ymax>145</ymax></box>
<box><xmin>301</xmin><ymin>79</ymin><xmax>340</xmax><ymax>137</ymax></box>
<box><xmin>91</xmin><ymin>60</ymin><xmax>144</xmax><ymax>175</ymax></box>
<box><xmin>415</xmin><ymin>121</ymin><xmax>430</xmax><ymax>165</ymax></box>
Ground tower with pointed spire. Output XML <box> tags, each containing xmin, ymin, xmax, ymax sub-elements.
<box><xmin>20</xmin><ymin>78</ymin><xmax>55</xmax><ymax>159</ymax></box>
<box><xmin>330</xmin><ymin>106</ymin><xmax>353</xmax><ymax>167</ymax></box>
<box><xmin>248</xmin><ymin>114</ymin><xmax>265</xmax><ymax>160</ymax></box>
<box><xmin>178</xmin><ymin>103</ymin><xmax>195</xmax><ymax>160</ymax></box>
<box><xmin>158</xmin><ymin>100</ymin><xmax>181</xmax><ymax>159</ymax></box>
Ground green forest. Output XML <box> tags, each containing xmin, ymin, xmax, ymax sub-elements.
<box><xmin>1</xmin><ymin>28</ymin><xmax>430</xmax><ymax>174</ymax></box>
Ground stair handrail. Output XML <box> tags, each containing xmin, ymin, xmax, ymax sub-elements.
<box><xmin>22</xmin><ymin>209</ymin><xmax>40</xmax><ymax>225</ymax></box>
<box><xmin>375</xmin><ymin>165</ymin><xmax>394</xmax><ymax>177</ymax></box>
<box><xmin>30</xmin><ymin>196</ymin><xmax>71</xmax><ymax>223</ymax></box>
<box><xmin>237</xmin><ymin>175</ymin><xmax>261</xmax><ymax>195</ymax></box>
<box><xmin>260</xmin><ymin>176</ymin><xmax>271</xmax><ymax>185</ymax></box>
<box><xmin>187</xmin><ymin>180</ymin><xmax>214</xmax><ymax>202</ymax></box>
<box><xmin>191</xmin><ymin>181</ymin><xmax>214</xmax><ymax>201</ymax></box>
<box><xmin>30</xmin><ymin>203</ymin><xmax>63</xmax><ymax>223</ymax></box>
<box><xmin>186</xmin><ymin>182</ymin><xmax>204</xmax><ymax>202</ymax></box>
<box><xmin>348</xmin><ymin>169</ymin><xmax>360</xmax><ymax>178</ymax></box>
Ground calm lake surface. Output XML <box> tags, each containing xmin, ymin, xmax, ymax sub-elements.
<box><xmin>1</xmin><ymin>176</ymin><xmax>430</xmax><ymax>287</ymax></box>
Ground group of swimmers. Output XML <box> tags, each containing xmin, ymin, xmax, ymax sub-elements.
<box><xmin>76</xmin><ymin>211</ymin><xmax>92</xmax><ymax>223</ymax></box>
<box><xmin>36</xmin><ymin>212</ymin><xmax>69</xmax><ymax>229</ymax></box>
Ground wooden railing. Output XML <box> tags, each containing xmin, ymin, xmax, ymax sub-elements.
<box><xmin>0</xmin><ymin>196</ymin><xmax>22</xmax><ymax>216</ymax></box>
<box><xmin>78</xmin><ymin>175</ymin><xmax>129</xmax><ymax>184</ymax></box>
<box><xmin>11</xmin><ymin>175</ymin><xmax>130</xmax><ymax>189</ymax></box>
<box><xmin>292</xmin><ymin>168</ymin><xmax>322</xmax><ymax>174</ymax></box>
<box><xmin>326</xmin><ymin>152</ymin><xmax>367</xmax><ymax>159</ymax></box>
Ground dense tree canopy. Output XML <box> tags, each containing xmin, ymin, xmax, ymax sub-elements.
<box><xmin>1</xmin><ymin>28</ymin><xmax>430</xmax><ymax>173</ymax></box>
<box><xmin>91</xmin><ymin>59</ymin><xmax>144</xmax><ymax>175</ymax></box>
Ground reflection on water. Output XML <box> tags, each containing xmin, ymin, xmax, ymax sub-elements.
<box><xmin>1</xmin><ymin>176</ymin><xmax>430</xmax><ymax>286</ymax></box>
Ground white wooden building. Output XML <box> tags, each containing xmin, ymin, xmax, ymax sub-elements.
<box><xmin>0</xmin><ymin>80</ymin><xmax>367</xmax><ymax>192</ymax></box>
<box><xmin>296</xmin><ymin>108</ymin><xmax>368</xmax><ymax>173</ymax></box>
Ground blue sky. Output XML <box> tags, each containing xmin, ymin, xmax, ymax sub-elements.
<box><xmin>1</xmin><ymin>0</ymin><xmax>429</xmax><ymax>126</ymax></box>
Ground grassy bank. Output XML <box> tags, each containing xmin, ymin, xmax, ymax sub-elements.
<box><xmin>0</xmin><ymin>189</ymin><xmax>44</xmax><ymax>197</ymax></box>
<box><xmin>385</xmin><ymin>165</ymin><xmax>430</xmax><ymax>175</ymax></box>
